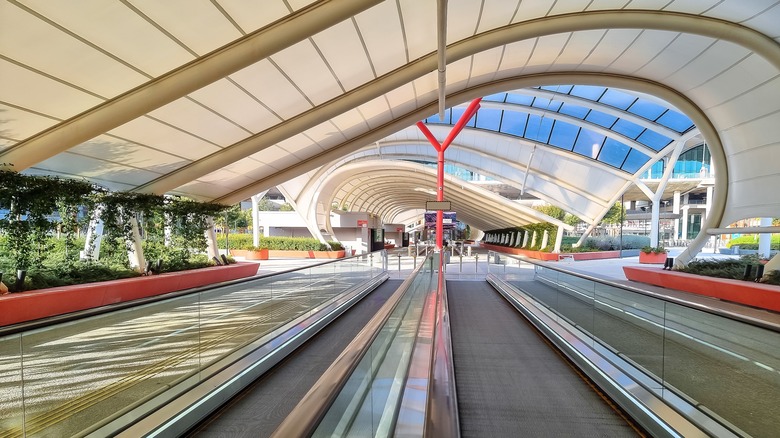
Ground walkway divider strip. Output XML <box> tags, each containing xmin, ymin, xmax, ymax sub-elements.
<box><xmin>271</xmin><ymin>257</ymin><xmax>431</xmax><ymax>437</ymax></box>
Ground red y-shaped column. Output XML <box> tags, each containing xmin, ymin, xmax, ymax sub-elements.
<box><xmin>416</xmin><ymin>97</ymin><xmax>482</xmax><ymax>264</ymax></box>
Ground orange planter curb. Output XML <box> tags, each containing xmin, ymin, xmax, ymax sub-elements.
<box><xmin>268</xmin><ymin>250</ymin><xmax>345</xmax><ymax>259</ymax></box>
<box><xmin>623</xmin><ymin>266</ymin><xmax>780</xmax><ymax>312</ymax></box>
<box><xmin>482</xmin><ymin>243</ymin><xmax>620</xmax><ymax>261</ymax></box>
<box><xmin>0</xmin><ymin>263</ymin><xmax>259</xmax><ymax>327</ymax></box>
<box><xmin>639</xmin><ymin>252</ymin><xmax>668</xmax><ymax>264</ymax></box>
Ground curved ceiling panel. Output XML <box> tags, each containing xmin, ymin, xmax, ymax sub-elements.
<box><xmin>1</xmin><ymin>2</ymin><xmax>779</xmax><ymax>235</ymax></box>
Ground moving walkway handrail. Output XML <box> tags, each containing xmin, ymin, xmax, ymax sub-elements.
<box><xmin>425</xmin><ymin>270</ymin><xmax>459</xmax><ymax>437</ymax></box>
<box><xmin>271</xmin><ymin>256</ymin><xmax>430</xmax><ymax>437</ymax></box>
<box><xmin>488</xmin><ymin>250</ymin><xmax>780</xmax><ymax>332</ymax></box>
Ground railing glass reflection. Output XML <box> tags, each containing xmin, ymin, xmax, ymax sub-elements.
<box><xmin>313</xmin><ymin>259</ymin><xmax>435</xmax><ymax>437</ymax></box>
<box><xmin>0</xmin><ymin>252</ymin><xmax>386</xmax><ymax>438</ymax></box>
<box><xmin>488</xmin><ymin>251</ymin><xmax>780</xmax><ymax>438</ymax></box>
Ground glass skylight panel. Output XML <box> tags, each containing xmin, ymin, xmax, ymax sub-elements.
<box><xmin>637</xmin><ymin>129</ymin><xmax>672</xmax><ymax>151</ymax></box>
<box><xmin>499</xmin><ymin>112</ymin><xmax>528</xmax><ymax>136</ymax></box>
<box><xmin>548</xmin><ymin>121</ymin><xmax>579</xmax><ymax>150</ymax></box>
<box><xmin>540</xmin><ymin>84</ymin><xmax>574</xmax><ymax>94</ymax></box>
<box><xmin>530</xmin><ymin>97</ymin><xmax>563</xmax><ymax>112</ymax></box>
<box><xmin>451</xmin><ymin>107</ymin><xmax>477</xmax><ymax>127</ymax></box>
<box><xmin>425</xmin><ymin>108</ymin><xmax>452</xmax><ymax>124</ymax></box>
<box><xmin>622</xmin><ymin>149</ymin><xmax>651</xmax><ymax>173</ymax></box>
<box><xmin>524</xmin><ymin>115</ymin><xmax>554</xmax><ymax>143</ymax></box>
<box><xmin>572</xmin><ymin>130</ymin><xmax>606</xmax><ymax>159</ymax></box>
<box><xmin>599</xmin><ymin>138</ymin><xmax>631</xmax><ymax>168</ymax></box>
<box><xmin>505</xmin><ymin>93</ymin><xmax>535</xmax><ymax>106</ymax></box>
<box><xmin>628</xmin><ymin>100</ymin><xmax>666</xmax><ymax>121</ymax></box>
<box><xmin>474</xmin><ymin>108</ymin><xmax>502</xmax><ymax>131</ymax></box>
<box><xmin>657</xmin><ymin>109</ymin><xmax>694</xmax><ymax>133</ymax></box>
<box><xmin>599</xmin><ymin>89</ymin><xmax>637</xmax><ymax>110</ymax></box>
<box><xmin>558</xmin><ymin>103</ymin><xmax>590</xmax><ymax>119</ymax></box>
<box><xmin>611</xmin><ymin>119</ymin><xmax>645</xmax><ymax>139</ymax></box>
<box><xmin>570</xmin><ymin>85</ymin><xmax>606</xmax><ymax>101</ymax></box>
<box><xmin>483</xmin><ymin>92</ymin><xmax>507</xmax><ymax>102</ymax></box>
<box><xmin>584</xmin><ymin>110</ymin><xmax>617</xmax><ymax>128</ymax></box>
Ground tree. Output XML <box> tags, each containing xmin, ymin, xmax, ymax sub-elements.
<box><xmin>534</xmin><ymin>204</ymin><xmax>565</xmax><ymax>220</ymax></box>
<box><xmin>257</xmin><ymin>196</ymin><xmax>276</xmax><ymax>211</ymax></box>
<box><xmin>279</xmin><ymin>203</ymin><xmax>294</xmax><ymax>212</ymax></box>
<box><xmin>601</xmin><ymin>202</ymin><xmax>625</xmax><ymax>225</ymax></box>
<box><xmin>563</xmin><ymin>213</ymin><xmax>582</xmax><ymax>227</ymax></box>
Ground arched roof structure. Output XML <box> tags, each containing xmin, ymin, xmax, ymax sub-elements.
<box><xmin>2</xmin><ymin>1</ymin><xmax>780</xmax><ymax>262</ymax></box>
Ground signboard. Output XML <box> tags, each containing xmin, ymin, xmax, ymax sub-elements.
<box><xmin>357</xmin><ymin>219</ymin><xmax>368</xmax><ymax>228</ymax></box>
<box><xmin>426</xmin><ymin>201</ymin><xmax>451</xmax><ymax>210</ymax></box>
<box><xmin>424</xmin><ymin>211</ymin><xmax>456</xmax><ymax>229</ymax></box>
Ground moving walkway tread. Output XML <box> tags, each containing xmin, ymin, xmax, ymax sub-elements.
<box><xmin>185</xmin><ymin>279</ymin><xmax>402</xmax><ymax>437</ymax></box>
<box><xmin>447</xmin><ymin>280</ymin><xmax>642</xmax><ymax>437</ymax></box>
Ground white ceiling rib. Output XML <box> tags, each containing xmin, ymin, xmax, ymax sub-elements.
<box><xmin>1</xmin><ymin>2</ymin><xmax>778</xmax><ymax>240</ymax></box>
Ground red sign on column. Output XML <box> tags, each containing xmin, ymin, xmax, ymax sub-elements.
<box><xmin>358</xmin><ymin>220</ymin><xmax>368</xmax><ymax>228</ymax></box>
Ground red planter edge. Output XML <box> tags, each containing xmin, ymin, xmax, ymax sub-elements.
<box><xmin>0</xmin><ymin>262</ymin><xmax>259</xmax><ymax>327</ymax></box>
<box><xmin>639</xmin><ymin>252</ymin><xmax>668</xmax><ymax>264</ymax></box>
<box><xmin>268</xmin><ymin>250</ymin><xmax>345</xmax><ymax>259</ymax></box>
<box><xmin>623</xmin><ymin>266</ymin><xmax>780</xmax><ymax>312</ymax></box>
<box><xmin>482</xmin><ymin>243</ymin><xmax>620</xmax><ymax>261</ymax></box>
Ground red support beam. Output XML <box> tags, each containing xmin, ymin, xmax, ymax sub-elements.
<box><xmin>415</xmin><ymin>97</ymin><xmax>482</xmax><ymax>271</ymax></box>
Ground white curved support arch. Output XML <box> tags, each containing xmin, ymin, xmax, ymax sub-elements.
<box><xmin>141</xmin><ymin>10</ymin><xmax>774</xmax><ymax>198</ymax></box>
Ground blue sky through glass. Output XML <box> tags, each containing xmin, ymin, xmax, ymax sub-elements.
<box><xmin>422</xmin><ymin>85</ymin><xmax>693</xmax><ymax>175</ymax></box>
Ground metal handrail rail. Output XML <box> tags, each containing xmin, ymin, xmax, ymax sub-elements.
<box><xmin>270</xmin><ymin>255</ymin><xmax>431</xmax><ymax>437</ymax></box>
<box><xmin>0</xmin><ymin>250</ymin><xmax>388</xmax><ymax>337</ymax></box>
<box><xmin>487</xmin><ymin>250</ymin><xmax>780</xmax><ymax>332</ymax></box>
<box><xmin>425</xmin><ymin>270</ymin><xmax>459</xmax><ymax>437</ymax></box>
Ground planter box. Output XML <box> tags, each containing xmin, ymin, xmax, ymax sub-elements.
<box><xmin>246</xmin><ymin>249</ymin><xmax>269</xmax><ymax>260</ymax></box>
<box><xmin>639</xmin><ymin>252</ymin><xmax>667</xmax><ymax>264</ymax></box>
<box><xmin>482</xmin><ymin>243</ymin><xmax>620</xmax><ymax>261</ymax></box>
<box><xmin>0</xmin><ymin>263</ymin><xmax>259</xmax><ymax>327</ymax></box>
<box><xmin>623</xmin><ymin>266</ymin><xmax>780</xmax><ymax>312</ymax></box>
<box><xmin>268</xmin><ymin>250</ymin><xmax>346</xmax><ymax>259</ymax></box>
<box><xmin>229</xmin><ymin>249</ymin><xmax>248</xmax><ymax>257</ymax></box>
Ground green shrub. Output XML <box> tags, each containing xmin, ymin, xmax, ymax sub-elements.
<box><xmin>641</xmin><ymin>246</ymin><xmax>667</xmax><ymax>254</ymax></box>
<box><xmin>727</xmin><ymin>235</ymin><xmax>780</xmax><ymax>250</ymax></box>
<box><xmin>213</xmin><ymin>234</ymin><xmax>344</xmax><ymax>251</ymax></box>
<box><xmin>216</xmin><ymin>233</ymin><xmax>254</xmax><ymax>250</ymax></box>
<box><xmin>327</xmin><ymin>241</ymin><xmax>344</xmax><ymax>251</ymax></box>
<box><xmin>678</xmin><ymin>255</ymin><xmax>763</xmax><ymax>281</ymax></box>
<box><xmin>22</xmin><ymin>261</ymin><xmax>140</xmax><ymax>290</ymax></box>
<box><xmin>764</xmin><ymin>270</ymin><xmax>780</xmax><ymax>286</ymax></box>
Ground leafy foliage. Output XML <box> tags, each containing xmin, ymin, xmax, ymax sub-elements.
<box><xmin>726</xmin><ymin>234</ymin><xmax>780</xmax><ymax>250</ymax></box>
<box><xmin>0</xmin><ymin>171</ymin><xmax>230</xmax><ymax>291</ymax></box>
<box><xmin>641</xmin><ymin>245</ymin><xmax>667</xmax><ymax>254</ymax></box>
<box><xmin>216</xmin><ymin>234</ymin><xmax>344</xmax><ymax>251</ymax></box>
<box><xmin>601</xmin><ymin>201</ymin><xmax>625</xmax><ymax>225</ymax></box>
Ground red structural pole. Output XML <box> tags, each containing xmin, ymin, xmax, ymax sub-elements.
<box><xmin>415</xmin><ymin>98</ymin><xmax>482</xmax><ymax>264</ymax></box>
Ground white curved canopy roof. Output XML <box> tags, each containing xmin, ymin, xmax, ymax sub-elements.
<box><xmin>2</xmin><ymin>1</ymin><xmax>779</xmax><ymax>237</ymax></box>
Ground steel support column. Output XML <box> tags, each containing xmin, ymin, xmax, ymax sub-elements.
<box><xmin>415</xmin><ymin>98</ymin><xmax>481</xmax><ymax>265</ymax></box>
